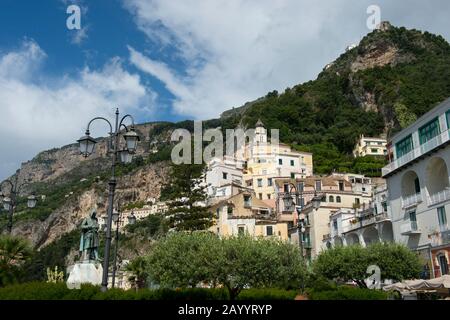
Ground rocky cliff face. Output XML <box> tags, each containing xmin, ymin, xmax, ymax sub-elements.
<box><xmin>5</xmin><ymin>122</ymin><xmax>171</xmax><ymax>250</ymax></box>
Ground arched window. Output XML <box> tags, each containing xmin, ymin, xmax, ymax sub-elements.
<box><xmin>329</xmin><ymin>196</ymin><xmax>334</xmax><ymax>203</ymax></box>
<box><xmin>336</xmin><ymin>196</ymin><xmax>341</xmax><ymax>203</ymax></box>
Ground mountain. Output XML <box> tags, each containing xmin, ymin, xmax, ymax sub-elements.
<box><xmin>2</xmin><ymin>22</ymin><xmax>450</xmax><ymax>277</ymax></box>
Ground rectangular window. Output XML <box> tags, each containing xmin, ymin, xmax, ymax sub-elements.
<box><xmin>298</xmin><ymin>182</ymin><xmax>304</xmax><ymax>192</ymax></box>
<box><xmin>267</xmin><ymin>194</ymin><xmax>271</xmax><ymax>200</ymax></box>
<box><xmin>339</xmin><ymin>181</ymin><xmax>344</xmax><ymax>191</ymax></box>
<box><xmin>290</xmin><ymin>159</ymin><xmax>295</xmax><ymax>166</ymax></box>
<box><xmin>355</xmin><ymin>198</ymin><xmax>360</xmax><ymax>205</ymax></box>
<box><xmin>371</xmin><ymin>148</ymin><xmax>378</xmax><ymax>153</ymax></box>
<box><xmin>278</xmin><ymin>158</ymin><xmax>283</xmax><ymax>165</ymax></box>
<box><xmin>222</xmin><ymin>172</ymin><xmax>228</xmax><ymax>180</ymax></box>
<box><xmin>266</xmin><ymin>226</ymin><xmax>273</xmax><ymax>236</ymax></box>
<box><xmin>409</xmin><ymin>211</ymin><xmax>418</xmax><ymax>231</ymax></box>
<box><xmin>414</xmin><ymin>177</ymin><xmax>420</xmax><ymax>194</ymax></box>
<box><xmin>419</xmin><ymin>117</ymin><xmax>440</xmax><ymax>145</ymax></box>
<box><xmin>244</xmin><ymin>195</ymin><xmax>251</xmax><ymax>207</ymax></box>
<box><xmin>315</xmin><ymin>180</ymin><xmax>321</xmax><ymax>191</ymax></box>
<box><xmin>290</xmin><ymin>172</ymin><xmax>295</xmax><ymax>179</ymax></box>
<box><xmin>333</xmin><ymin>219</ymin><xmax>338</xmax><ymax>231</ymax></box>
<box><xmin>438</xmin><ymin>207</ymin><xmax>447</xmax><ymax>227</ymax></box>
<box><xmin>284</xmin><ymin>184</ymin><xmax>289</xmax><ymax>193</ymax></box>
<box><xmin>238</xmin><ymin>226</ymin><xmax>245</xmax><ymax>236</ymax></box>
<box><xmin>258</xmin><ymin>193</ymin><xmax>263</xmax><ymax>200</ymax></box>
<box><xmin>267</xmin><ymin>178</ymin><xmax>273</xmax><ymax>186</ymax></box>
<box><xmin>257</xmin><ymin>178</ymin><xmax>263</xmax><ymax>187</ymax></box>
<box><xmin>395</xmin><ymin>135</ymin><xmax>413</xmax><ymax>159</ymax></box>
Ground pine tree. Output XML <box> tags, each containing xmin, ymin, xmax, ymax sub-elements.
<box><xmin>161</xmin><ymin>163</ymin><xmax>213</xmax><ymax>231</ymax></box>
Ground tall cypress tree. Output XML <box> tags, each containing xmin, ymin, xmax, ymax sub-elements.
<box><xmin>161</xmin><ymin>163</ymin><xmax>212</xmax><ymax>231</ymax></box>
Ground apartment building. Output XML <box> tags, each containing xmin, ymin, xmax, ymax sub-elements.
<box><xmin>323</xmin><ymin>184</ymin><xmax>393</xmax><ymax>250</ymax></box>
<box><xmin>209</xmin><ymin>190</ymin><xmax>288</xmax><ymax>240</ymax></box>
<box><xmin>353</xmin><ymin>134</ymin><xmax>387</xmax><ymax>157</ymax></box>
<box><xmin>275</xmin><ymin>175</ymin><xmax>372</xmax><ymax>260</ymax></box>
<box><xmin>382</xmin><ymin>98</ymin><xmax>450</xmax><ymax>278</ymax></box>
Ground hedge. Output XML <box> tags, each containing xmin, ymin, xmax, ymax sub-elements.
<box><xmin>307</xmin><ymin>286</ymin><xmax>388</xmax><ymax>300</ymax></box>
<box><xmin>0</xmin><ymin>282</ymin><xmax>296</xmax><ymax>300</ymax></box>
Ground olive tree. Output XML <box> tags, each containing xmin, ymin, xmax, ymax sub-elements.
<box><xmin>312</xmin><ymin>242</ymin><xmax>422</xmax><ymax>288</ymax></box>
<box><xmin>144</xmin><ymin>232</ymin><xmax>306</xmax><ymax>299</ymax></box>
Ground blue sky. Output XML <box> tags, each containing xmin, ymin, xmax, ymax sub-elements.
<box><xmin>1</xmin><ymin>0</ymin><xmax>450</xmax><ymax>180</ymax></box>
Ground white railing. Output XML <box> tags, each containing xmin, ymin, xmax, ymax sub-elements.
<box><xmin>428</xmin><ymin>189</ymin><xmax>450</xmax><ymax>206</ymax></box>
<box><xmin>382</xmin><ymin>130</ymin><xmax>450</xmax><ymax>177</ymax></box>
<box><xmin>401</xmin><ymin>193</ymin><xmax>422</xmax><ymax>208</ymax></box>
<box><xmin>400</xmin><ymin>221</ymin><xmax>420</xmax><ymax>234</ymax></box>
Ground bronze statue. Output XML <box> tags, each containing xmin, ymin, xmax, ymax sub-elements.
<box><xmin>79</xmin><ymin>209</ymin><xmax>100</xmax><ymax>261</ymax></box>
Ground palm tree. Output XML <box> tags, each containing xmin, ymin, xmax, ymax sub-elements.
<box><xmin>126</xmin><ymin>257</ymin><xmax>148</xmax><ymax>290</ymax></box>
<box><xmin>0</xmin><ymin>235</ymin><xmax>33</xmax><ymax>287</ymax></box>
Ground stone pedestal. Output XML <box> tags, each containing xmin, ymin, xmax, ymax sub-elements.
<box><xmin>66</xmin><ymin>261</ymin><xmax>103</xmax><ymax>289</ymax></box>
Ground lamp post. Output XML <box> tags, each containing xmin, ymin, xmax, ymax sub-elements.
<box><xmin>77</xmin><ymin>108</ymin><xmax>140</xmax><ymax>292</ymax></box>
<box><xmin>111</xmin><ymin>207</ymin><xmax>136</xmax><ymax>288</ymax></box>
<box><xmin>0</xmin><ymin>169</ymin><xmax>37</xmax><ymax>234</ymax></box>
<box><xmin>277</xmin><ymin>181</ymin><xmax>321</xmax><ymax>259</ymax></box>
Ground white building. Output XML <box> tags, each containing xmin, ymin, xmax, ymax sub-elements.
<box><xmin>206</xmin><ymin>155</ymin><xmax>244</xmax><ymax>198</ymax></box>
<box><xmin>382</xmin><ymin>97</ymin><xmax>450</xmax><ymax>278</ymax></box>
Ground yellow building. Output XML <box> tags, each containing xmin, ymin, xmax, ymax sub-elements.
<box><xmin>353</xmin><ymin>134</ymin><xmax>387</xmax><ymax>157</ymax></box>
<box><xmin>209</xmin><ymin>191</ymin><xmax>288</xmax><ymax>241</ymax></box>
<box><xmin>238</xmin><ymin>120</ymin><xmax>313</xmax><ymax>201</ymax></box>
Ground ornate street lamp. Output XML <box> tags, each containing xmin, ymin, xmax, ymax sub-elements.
<box><xmin>0</xmin><ymin>169</ymin><xmax>37</xmax><ymax>233</ymax></box>
<box><xmin>77</xmin><ymin>133</ymin><xmax>97</xmax><ymax>157</ymax></box>
<box><xmin>77</xmin><ymin>108</ymin><xmax>139</xmax><ymax>292</ymax></box>
<box><xmin>277</xmin><ymin>180</ymin><xmax>322</xmax><ymax>260</ymax></box>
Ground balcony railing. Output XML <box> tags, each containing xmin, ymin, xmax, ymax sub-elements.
<box><xmin>343</xmin><ymin>212</ymin><xmax>391</xmax><ymax>233</ymax></box>
<box><xmin>428</xmin><ymin>189</ymin><xmax>450</xmax><ymax>206</ymax></box>
<box><xmin>401</xmin><ymin>193</ymin><xmax>422</xmax><ymax>209</ymax></box>
<box><xmin>382</xmin><ymin>130</ymin><xmax>450</xmax><ymax>177</ymax></box>
<box><xmin>400</xmin><ymin>221</ymin><xmax>421</xmax><ymax>235</ymax></box>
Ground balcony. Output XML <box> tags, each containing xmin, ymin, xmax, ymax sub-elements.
<box><xmin>430</xmin><ymin>227</ymin><xmax>450</xmax><ymax>246</ymax></box>
<box><xmin>401</xmin><ymin>193</ymin><xmax>422</xmax><ymax>209</ymax></box>
<box><xmin>400</xmin><ymin>221</ymin><xmax>421</xmax><ymax>235</ymax></box>
<box><xmin>382</xmin><ymin>130</ymin><xmax>450</xmax><ymax>177</ymax></box>
<box><xmin>428</xmin><ymin>189</ymin><xmax>450</xmax><ymax>206</ymax></box>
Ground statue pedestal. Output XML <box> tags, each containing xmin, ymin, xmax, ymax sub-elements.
<box><xmin>66</xmin><ymin>261</ymin><xmax>103</xmax><ymax>289</ymax></box>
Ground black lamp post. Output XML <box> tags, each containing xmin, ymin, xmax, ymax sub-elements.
<box><xmin>111</xmin><ymin>208</ymin><xmax>136</xmax><ymax>288</ymax></box>
<box><xmin>278</xmin><ymin>181</ymin><xmax>321</xmax><ymax>258</ymax></box>
<box><xmin>77</xmin><ymin>108</ymin><xmax>140</xmax><ymax>292</ymax></box>
<box><xmin>0</xmin><ymin>169</ymin><xmax>37</xmax><ymax>234</ymax></box>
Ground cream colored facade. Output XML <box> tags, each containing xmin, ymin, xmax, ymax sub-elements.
<box><xmin>353</xmin><ymin>134</ymin><xmax>387</xmax><ymax>157</ymax></box>
<box><xmin>277</xmin><ymin>174</ymin><xmax>373</xmax><ymax>260</ymax></box>
<box><xmin>209</xmin><ymin>191</ymin><xmax>288</xmax><ymax>241</ymax></box>
<box><xmin>238</xmin><ymin>120</ymin><xmax>313</xmax><ymax>201</ymax></box>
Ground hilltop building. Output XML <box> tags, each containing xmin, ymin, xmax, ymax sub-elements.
<box><xmin>353</xmin><ymin>134</ymin><xmax>387</xmax><ymax>158</ymax></box>
<box><xmin>382</xmin><ymin>98</ymin><xmax>450</xmax><ymax>278</ymax></box>
<box><xmin>239</xmin><ymin>120</ymin><xmax>313</xmax><ymax>201</ymax></box>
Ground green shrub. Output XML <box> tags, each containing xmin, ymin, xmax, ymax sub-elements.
<box><xmin>0</xmin><ymin>282</ymin><xmax>296</xmax><ymax>300</ymax></box>
<box><xmin>308</xmin><ymin>286</ymin><xmax>388</xmax><ymax>300</ymax></box>
<box><xmin>237</xmin><ymin>289</ymin><xmax>297</xmax><ymax>300</ymax></box>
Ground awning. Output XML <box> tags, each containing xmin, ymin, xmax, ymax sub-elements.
<box><xmin>383</xmin><ymin>275</ymin><xmax>450</xmax><ymax>291</ymax></box>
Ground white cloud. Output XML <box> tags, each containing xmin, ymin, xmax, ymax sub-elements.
<box><xmin>0</xmin><ymin>39</ymin><xmax>156</xmax><ymax>180</ymax></box>
<box><xmin>124</xmin><ymin>0</ymin><xmax>450</xmax><ymax>119</ymax></box>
